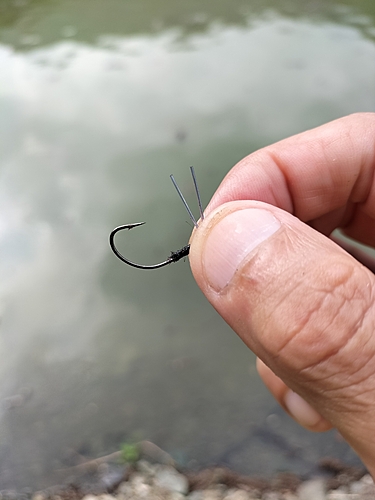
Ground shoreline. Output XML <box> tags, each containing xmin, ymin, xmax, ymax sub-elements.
<box><xmin>15</xmin><ymin>451</ymin><xmax>374</xmax><ymax>500</ymax></box>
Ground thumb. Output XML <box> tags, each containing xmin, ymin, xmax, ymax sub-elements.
<box><xmin>189</xmin><ymin>201</ymin><xmax>375</xmax><ymax>474</ymax></box>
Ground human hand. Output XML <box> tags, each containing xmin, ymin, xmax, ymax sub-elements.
<box><xmin>189</xmin><ymin>113</ymin><xmax>375</xmax><ymax>474</ymax></box>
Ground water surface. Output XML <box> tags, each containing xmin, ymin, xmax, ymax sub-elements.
<box><xmin>0</xmin><ymin>0</ymin><xmax>374</xmax><ymax>490</ymax></box>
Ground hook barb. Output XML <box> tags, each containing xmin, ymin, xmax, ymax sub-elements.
<box><xmin>109</xmin><ymin>223</ymin><xmax>190</xmax><ymax>270</ymax></box>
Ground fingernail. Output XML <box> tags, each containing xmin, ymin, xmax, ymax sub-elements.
<box><xmin>284</xmin><ymin>390</ymin><xmax>322</xmax><ymax>428</ymax></box>
<box><xmin>203</xmin><ymin>208</ymin><xmax>281</xmax><ymax>291</ymax></box>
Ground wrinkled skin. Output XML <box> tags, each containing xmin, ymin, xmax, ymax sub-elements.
<box><xmin>189</xmin><ymin>113</ymin><xmax>375</xmax><ymax>475</ymax></box>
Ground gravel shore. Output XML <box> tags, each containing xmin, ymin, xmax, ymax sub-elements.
<box><xmin>24</xmin><ymin>457</ymin><xmax>374</xmax><ymax>500</ymax></box>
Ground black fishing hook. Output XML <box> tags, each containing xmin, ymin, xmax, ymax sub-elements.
<box><xmin>109</xmin><ymin>166</ymin><xmax>204</xmax><ymax>270</ymax></box>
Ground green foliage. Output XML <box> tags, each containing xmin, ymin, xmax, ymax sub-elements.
<box><xmin>120</xmin><ymin>442</ymin><xmax>140</xmax><ymax>464</ymax></box>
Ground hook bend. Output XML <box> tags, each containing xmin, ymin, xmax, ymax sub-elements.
<box><xmin>109</xmin><ymin>222</ymin><xmax>190</xmax><ymax>270</ymax></box>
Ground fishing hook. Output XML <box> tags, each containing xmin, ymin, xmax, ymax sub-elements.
<box><xmin>109</xmin><ymin>166</ymin><xmax>204</xmax><ymax>270</ymax></box>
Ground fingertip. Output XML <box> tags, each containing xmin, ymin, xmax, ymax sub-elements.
<box><xmin>257</xmin><ymin>358</ymin><xmax>332</xmax><ymax>432</ymax></box>
<box><xmin>283</xmin><ymin>390</ymin><xmax>332</xmax><ymax>432</ymax></box>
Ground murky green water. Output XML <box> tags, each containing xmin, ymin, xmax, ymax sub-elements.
<box><xmin>0</xmin><ymin>0</ymin><xmax>374</xmax><ymax>490</ymax></box>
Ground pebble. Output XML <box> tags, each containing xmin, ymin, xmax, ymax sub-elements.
<box><xmin>262</xmin><ymin>493</ymin><xmax>282</xmax><ymax>500</ymax></box>
<box><xmin>223</xmin><ymin>489</ymin><xmax>255</xmax><ymax>500</ymax></box>
<box><xmin>17</xmin><ymin>460</ymin><xmax>375</xmax><ymax>500</ymax></box>
<box><xmin>154</xmin><ymin>466</ymin><xmax>189</xmax><ymax>495</ymax></box>
<box><xmin>136</xmin><ymin>460</ymin><xmax>157</xmax><ymax>477</ymax></box>
<box><xmin>349</xmin><ymin>474</ymin><xmax>375</xmax><ymax>497</ymax></box>
<box><xmin>31</xmin><ymin>495</ymin><xmax>46</xmax><ymax>500</ymax></box>
<box><xmin>326</xmin><ymin>493</ymin><xmax>355</xmax><ymax>499</ymax></box>
<box><xmin>297</xmin><ymin>479</ymin><xmax>326</xmax><ymax>500</ymax></box>
<box><xmin>186</xmin><ymin>492</ymin><xmax>205</xmax><ymax>500</ymax></box>
<box><xmin>83</xmin><ymin>496</ymin><xmax>116</xmax><ymax>500</ymax></box>
<box><xmin>186</xmin><ymin>489</ymin><xmax>223</xmax><ymax>500</ymax></box>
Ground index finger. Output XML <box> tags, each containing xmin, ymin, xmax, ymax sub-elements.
<box><xmin>207</xmin><ymin>113</ymin><xmax>375</xmax><ymax>245</ymax></box>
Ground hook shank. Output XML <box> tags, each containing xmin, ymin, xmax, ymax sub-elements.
<box><xmin>109</xmin><ymin>223</ymin><xmax>190</xmax><ymax>270</ymax></box>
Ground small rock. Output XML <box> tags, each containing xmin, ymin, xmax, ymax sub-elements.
<box><xmin>116</xmin><ymin>482</ymin><xmax>132</xmax><ymax>495</ymax></box>
<box><xmin>349</xmin><ymin>474</ymin><xmax>375</xmax><ymax>498</ymax></box>
<box><xmin>99</xmin><ymin>465</ymin><xmax>125</xmax><ymax>490</ymax></box>
<box><xmin>137</xmin><ymin>460</ymin><xmax>157</xmax><ymax>477</ymax></box>
<box><xmin>131</xmin><ymin>473</ymin><xmax>152</xmax><ymax>486</ymax></box>
<box><xmin>223</xmin><ymin>489</ymin><xmax>253</xmax><ymax>500</ymax></box>
<box><xmin>282</xmin><ymin>493</ymin><xmax>299</xmax><ymax>500</ymax></box>
<box><xmin>169</xmin><ymin>493</ymin><xmax>186</xmax><ymax>500</ymax></box>
<box><xmin>139</xmin><ymin>441</ymin><xmax>175</xmax><ymax>466</ymax></box>
<box><xmin>326</xmin><ymin>492</ymin><xmax>356</xmax><ymax>499</ymax></box>
<box><xmin>361</xmin><ymin>474</ymin><xmax>374</xmax><ymax>485</ymax></box>
<box><xmin>187</xmin><ymin>492</ymin><xmax>205</xmax><ymax>500</ymax></box>
<box><xmin>186</xmin><ymin>489</ymin><xmax>224</xmax><ymax>500</ymax></box>
<box><xmin>81</xmin><ymin>496</ymin><xmax>115</xmax><ymax>500</ymax></box>
<box><xmin>349</xmin><ymin>481</ymin><xmax>364</xmax><ymax>494</ymax></box>
<box><xmin>297</xmin><ymin>479</ymin><xmax>326</xmax><ymax>500</ymax></box>
<box><xmin>133</xmin><ymin>481</ymin><xmax>151</xmax><ymax>497</ymax></box>
<box><xmin>31</xmin><ymin>494</ymin><xmax>46</xmax><ymax>500</ymax></box>
<box><xmin>262</xmin><ymin>492</ymin><xmax>282</xmax><ymax>500</ymax></box>
<box><xmin>154</xmin><ymin>466</ymin><xmax>189</xmax><ymax>495</ymax></box>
